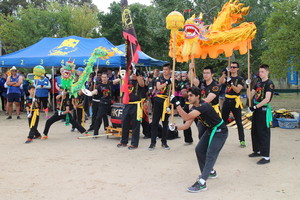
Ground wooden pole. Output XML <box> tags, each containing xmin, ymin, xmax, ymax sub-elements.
<box><xmin>247</xmin><ymin>40</ymin><xmax>252</xmax><ymax>107</ymax></box>
<box><xmin>227</xmin><ymin>56</ymin><xmax>231</xmax><ymax>78</ymax></box>
<box><xmin>171</xmin><ymin>30</ymin><xmax>177</xmax><ymax>124</ymax></box>
<box><xmin>190</xmin><ymin>57</ymin><xmax>195</xmax><ymax>86</ymax></box>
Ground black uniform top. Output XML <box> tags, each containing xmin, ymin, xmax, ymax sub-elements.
<box><xmin>191</xmin><ymin>100</ymin><xmax>223</xmax><ymax>129</ymax></box>
<box><xmin>92</xmin><ymin>80</ymin><xmax>102</xmax><ymax>100</ymax></box>
<box><xmin>199</xmin><ymin>80</ymin><xmax>220</xmax><ymax>105</ymax></box>
<box><xmin>175</xmin><ymin>79</ymin><xmax>181</xmax><ymax>92</ymax></box>
<box><xmin>74</xmin><ymin>93</ymin><xmax>85</xmax><ymax>106</ymax></box>
<box><xmin>57</xmin><ymin>94</ymin><xmax>72</xmax><ymax>111</ymax></box>
<box><xmin>25</xmin><ymin>96</ymin><xmax>40</xmax><ymax>110</ymax></box>
<box><xmin>96</xmin><ymin>81</ymin><xmax>113</xmax><ymax>104</ymax></box>
<box><xmin>254</xmin><ymin>79</ymin><xmax>274</xmax><ymax>103</ymax></box>
<box><xmin>180</xmin><ymin>79</ymin><xmax>190</xmax><ymax>90</ymax></box>
<box><xmin>226</xmin><ymin>76</ymin><xmax>244</xmax><ymax>96</ymax></box>
<box><xmin>155</xmin><ymin>76</ymin><xmax>172</xmax><ymax>96</ymax></box>
<box><xmin>128</xmin><ymin>79</ymin><xmax>143</xmax><ymax>102</ymax></box>
<box><xmin>140</xmin><ymin>80</ymin><xmax>147</xmax><ymax>99</ymax></box>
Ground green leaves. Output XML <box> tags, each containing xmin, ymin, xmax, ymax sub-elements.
<box><xmin>0</xmin><ymin>2</ymin><xmax>99</xmax><ymax>54</ymax></box>
<box><xmin>261</xmin><ymin>0</ymin><xmax>300</xmax><ymax>78</ymax></box>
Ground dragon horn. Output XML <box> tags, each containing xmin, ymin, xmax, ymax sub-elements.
<box><xmin>199</xmin><ymin>12</ymin><xmax>203</xmax><ymax>20</ymax></box>
<box><xmin>73</xmin><ymin>59</ymin><xmax>76</xmax><ymax>64</ymax></box>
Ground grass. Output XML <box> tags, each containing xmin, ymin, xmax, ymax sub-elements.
<box><xmin>270</xmin><ymin>93</ymin><xmax>300</xmax><ymax>112</ymax></box>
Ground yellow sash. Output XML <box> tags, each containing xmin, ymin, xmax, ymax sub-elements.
<box><xmin>225</xmin><ymin>94</ymin><xmax>243</xmax><ymax>109</ymax></box>
<box><xmin>30</xmin><ymin>109</ymin><xmax>40</xmax><ymax>128</ymax></box>
<box><xmin>156</xmin><ymin>94</ymin><xmax>170</xmax><ymax>121</ymax></box>
<box><xmin>129</xmin><ymin>100</ymin><xmax>143</xmax><ymax>121</ymax></box>
<box><xmin>212</xmin><ymin>104</ymin><xmax>222</xmax><ymax>118</ymax></box>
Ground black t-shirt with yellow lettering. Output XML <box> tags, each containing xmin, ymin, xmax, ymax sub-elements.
<box><xmin>226</xmin><ymin>76</ymin><xmax>244</xmax><ymax>96</ymax></box>
<box><xmin>128</xmin><ymin>79</ymin><xmax>143</xmax><ymax>102</ymax></box>
<box><xmin>96</xmin><ymin>81</ymin><xmax>113</xmax><ymax>104</ymax></box>
<box><xmin>57</xmin><ymin>95</ymin><xmax>71</xmax><ymax>111</ymax></box>
<box><xmin>191</xmin><ymin>100</ymin><xmax>222</xmax><ymax>129</ymax></box>
<box><xmin>199</xmin><ymin>80</ymin><xmax>220</xmax><ymax>105</ymax></box>
<box><xmin>254</xmin><ymin>79</ymin><xmax>274</xmax><ymax>103</ymax></box>
<box><xmin>25</xmin><ymin>96</ymin><xmax>40</xmax><ymax>110</ymax></box>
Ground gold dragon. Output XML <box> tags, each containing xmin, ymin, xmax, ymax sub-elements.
<box><xmin>168</xmin><ymin>0</ymin><xmax>257</xmax><ymax>62</ymax></box>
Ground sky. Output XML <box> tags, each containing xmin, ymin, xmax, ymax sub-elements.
<box><xmin>93</xmin><ymin>0</ymin><xmax>152</xmax><ymax>13</ymax></box>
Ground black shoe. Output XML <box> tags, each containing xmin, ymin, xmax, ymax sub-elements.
<box><xmin>257</xmin><ymin>158</ymin><xmax>270</xmax><ymax>165</ymax></box>
<box><xmin>187</xmin><ymin>180</ymin><xmax>207</xmax><ymax>192</ymax></box>
<box><xmin>70</xmin><ymin>128</ymin><xmax>75</xmax><ymax>132</ymax></box>
<box><xmin>117</xmin><ymin>143</ymin><xmax>127</xmax><ymax>148</ymax></box>
<box><xmin>17</xmin><ymin>116</ymin><xmax>21</xmax><ymax>119</ymax></box>
<box><xmin>128</xmin><ymin>145</ymin><xmax>138</xmax><ymax>150</ymax></box>
<box><xmin>6</xmin><ymin>116</ymin><xmax>12</xmax><ymax>120</ymax></box>
<box><xmin>148</xmin><ymin>143</ymin><xmax>155</xmax><ymax>151</ymax></box>
<box><xmin>162</xmin><ymin>143</ymin><xmax>170</xmax><ymax>150</ymax></box>
<box><xmin>248</xmin><ymin>152</ymin><xmax>262</xmax><ymax>158</ymax></box>
<box><xmin>25</xmin><ymin>139</ymin><xmax>33</xmax><ymax>144</ymax></box>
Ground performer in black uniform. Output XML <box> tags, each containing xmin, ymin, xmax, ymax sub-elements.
<box><xmin>248</xmin><ymin>64</ymin><xmax>274</xmax><ymax>165</ymax></box>
<box><xmin>84</xmin><ymin>73</ymin><xmax>120</xmax><ymax>136</ymax></box>
<box><xmin>71</xmin><ymin>90</ymin><xmax>85</xmax><ymax>132</ymax></box>
<box><xmin>117</xmin><ymin>70</ymin><xmax>144</xmax><ymax>149</ymax></box>
<box><xmin>86</xmin><ymin>71</ymin><xmax>109</xmax><ymax>133</ymax></box>
<box><xmin>41</xmin><ymin>90</ymin><xmax>86</xmax><ymax>139</ymax></box>
<box><xmin>194</xmin><ymin>66</ymin><xmax>221</xmax><ymax>139</ymax></box>
<box><xmin>169</xmin><ymin>86</ymin><xmax>228</xmax><ymax>192</ymax></box>
<box><xmin>25</xmin><ymin>85</ymin><xmax>41</xmax><ymax>143</ymax></box>
<box><xmin>149</xmin><ymin>63</ymin><xmax>172</xmax><ymax>150</ymax></box>
<box><xmin>219</xmin><ymin>62</ymin><xmax>246</xmax><ymax>148</ymax></box>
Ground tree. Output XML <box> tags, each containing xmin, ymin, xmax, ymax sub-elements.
<box><xmin>261</xmin><ymin>0</ymin><xmax>300</xmax><ymax>78</ymax></box>
<box><xmin>0</xmin><ymin>2</ymin><xmax>99</xmax><ymax>54</ymax></box>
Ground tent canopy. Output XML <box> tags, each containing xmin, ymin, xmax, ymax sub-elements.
<box><xmin>116</xmin><ymin>44</ymin><xmax>167</xmax><ymax>67</ymax></box>
<box><xmin>0</xmin><ymin>36</ymin><xmax>166</xmax><ymax>68</ymax></box>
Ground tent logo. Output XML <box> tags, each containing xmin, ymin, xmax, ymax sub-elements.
<box><xmin>49</xmin><ymin>39</ymin><xmax>80</xmax><ymax>56</ymax></box>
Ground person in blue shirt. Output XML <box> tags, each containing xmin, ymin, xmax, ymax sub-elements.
<box><xmin>0</xmin><ymin>72</ymin><xmax>7</xmax><ymax>112</ymax></box>
<box><xmin>34</xmin><ymin>74</ymin><xmax>51</xmax><ymax>119</ymax></box>
<box><xmin>6</xmin><ymin>66</ymin><xmax>23</xmax><ymax>119</ymax></box>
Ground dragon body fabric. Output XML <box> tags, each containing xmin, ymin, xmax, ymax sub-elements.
<box><xmin>168</xmin><ymin>0</ymin><xmax>257</xmax><ymax>62</ymax></box>
<box><xmin>60</xmin><ymin>47</ymin><xmax>114</xmax><ymax>98</ymax></box>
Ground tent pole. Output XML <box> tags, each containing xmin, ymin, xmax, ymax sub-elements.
<box><xmin>52</xmin><ymin>66</ymin><xmax>55</xmax><ymax>112</ymax></box>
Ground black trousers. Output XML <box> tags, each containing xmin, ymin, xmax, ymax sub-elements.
<box><xmin>88</xmin><ymin>100</ymin><xmax>99</xmax><ymax>131</ymax></box>
<box><xmin>151</xmin><ymin>98</ymin><xmax>169</xmax><ymax>145</ymax></box>
<box><xmin>183</xmin><ymin>104</ymin><xmax>194</xmax><ymax>143</ymax></box>
<box><xmin>27</xmin><ymin>115</ymin><xmax>41</xmax><ymax>139</ymax></box>
<box><xmin>222</xmin><ymin>98</ymin><xmax>245</xmax><ymax>142</ymax></box>
<box><xmin>43</xmin><ymin>112</ymin><xmax>86</xmax><ymax>135</ymax></box>
<box><xmin>196</xmin><ymin>123</ymin><xmax>228</xmax><ymax>180</ymax></box>
<box><xmin>0</xmin><ymin>93</ymin><xmax>5</xmax><ymax>111</ymax></box>
<box><xmin>93</xmin><ymin>103</ymin><xmax>110</xmax><ymax>135</ymax></box>
<box><xmin>251</xmin><ymin>108</ymin><xmax>271</xmax><ymax>157</ymax></box>
<box><xmin>72</xmin><ymin>108</ymin><xmax>84</xmax><ymax>129</ymax></box>
<box><xmin>197</xmin><ymin>122</ymin><xmax>207</xmax><ymax>140</ymax></box>
<box><xmin>121</xmin><ymin>104</ymin><xmax>141</xmax><ymax>147</ymax></box>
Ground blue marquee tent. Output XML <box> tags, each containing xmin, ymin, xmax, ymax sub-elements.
<box><xmin>0</xmin><ymin>36</ymin><xmax>166</xmax><ymax>68</ymax></box>
<box><xmin>116</xmin><ymin>44</ymin><xmax>167</xmax><ymax>67</ymax></box>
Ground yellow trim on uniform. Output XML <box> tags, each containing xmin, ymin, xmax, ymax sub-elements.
<box><xmin>30</xmin><ymin>109</ymin><xmax>40</xmax><ymax>128</ymax></box>
<box><xmin>225</xmin><ymin>94</ymin><xmax>243</xmax><ymax>109</ymax></box>
<box><xmin>156</xmin><ymin>94</ymin><xmax>171</xmax><ymax>121</ymax></box>
<box><xmin>212</xmin><ymin>104</ymin><xmax>222</xmax><ymax>118</ymax></box>
<box><xmin>129</xmin><ymin>100</ymin><xmax>143</xmax><ymax>121</ymax></box>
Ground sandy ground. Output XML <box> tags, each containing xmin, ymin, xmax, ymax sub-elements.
<box><xmin>0</xmin><ymin>111</ymin><xmax>300</xmax><ymax>200</ymax></box>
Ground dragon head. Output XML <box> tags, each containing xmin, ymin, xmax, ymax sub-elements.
<box><xmin>184</xmin><ymin>13</ymin><xmax>209</xmax><ymax>40</ymax></box>
<box><xmin>61</xmin><ymin>61</ymin><xmax>75</xmax><ymax>80</ymax></box>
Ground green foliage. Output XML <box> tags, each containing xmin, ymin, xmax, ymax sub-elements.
<box><xmin>0</xmin><ymin>2</ymin><xmax>99</xmax><ymax>54</ymax></box>
<box><xmin>261</xmin><ymin>0</ymin><xmax>300</xmax><ymax>78</ymax></box>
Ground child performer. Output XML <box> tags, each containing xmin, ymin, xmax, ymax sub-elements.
<box><xmin>25</xmin><ymin>85</ymin><xmax>41</xmax><ymax>143</ymax></box>
<box><xmin>41</xmin><ymin>89</ymin><xmax>86</xmax><ymax>139</ymax></box>
<box><xmin>71</xmin><ymin>90</ymin><xmax>85</xmax><ymax>132</ymax></box>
